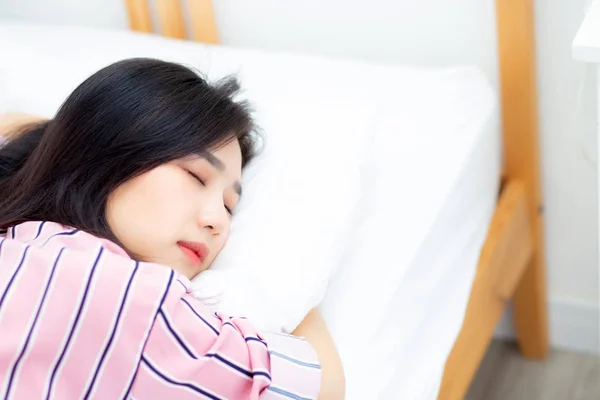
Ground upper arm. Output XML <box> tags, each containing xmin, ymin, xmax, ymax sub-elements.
<box><xmin>292</xmin><ymin>309</ymin><xmax>345</xmax><ymax>400</ymax></box>
<box><xmin>259</xmin><ymin>331</ymin><xmax>323</xmax><ymax>399</ymax></box>
<box><xmin>132</xmin><ymin>289</ymin><xmax>322</xmax><ymax>399</ymax></box>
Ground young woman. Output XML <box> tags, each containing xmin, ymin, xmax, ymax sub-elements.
<box><xmin>0</xmin><ymin>58</ymin><xmax>344</xmax><ymax>399</ymax></box>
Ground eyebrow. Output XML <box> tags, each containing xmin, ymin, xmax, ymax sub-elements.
<box><xmin>203</xmin><ymin>152</ymin><xmax>225</xmax><ymax>171</ymax></box>
<box><xmin>202</xmin><ymin>152</ymin><xmax>242</xmax><ymax>197</ymax></box>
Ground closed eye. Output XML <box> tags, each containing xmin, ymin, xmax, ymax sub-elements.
<box><xmin>188</xmin><ymin>169</ymin><xmax>234</xmax><ymax>216</ymax></box>
<box><xmin>187</xmin><ymin>170</ymin><xmax>205</xmax><ymax>186</ymax></box>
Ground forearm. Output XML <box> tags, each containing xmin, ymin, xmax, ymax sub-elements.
<box><xmin>291</xmin><ymin>308</ymin><xmax>345</xmax><ymax>400</ymax></box>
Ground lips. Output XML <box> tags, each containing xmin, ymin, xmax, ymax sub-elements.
<box><xmin>177</xmin><ymin>241</ymin><xmax>209</xmax><ymax>266</ymax></box>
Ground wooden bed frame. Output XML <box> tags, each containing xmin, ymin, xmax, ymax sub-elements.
<box><xmin>124</xmin><ymin>1</ymin><xmax>549</xmax><ymax>398</ymax></box>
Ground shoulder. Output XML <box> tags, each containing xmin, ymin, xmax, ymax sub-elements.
<box><xmin>4</xmin><ymin>220</ymin><xmax>174</xmax><ymax>292</ymax></box>
<box><xmin>2</xmin><ymin>220</ymin><xmax>176</xmax><ymax>325</ymax></box>
<box><xmin>7</xmin><ymin>221</ymin><xmax>128</xmax><ymax>256</ymax></box>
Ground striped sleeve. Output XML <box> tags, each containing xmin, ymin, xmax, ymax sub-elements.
<box><xmin>0</xmin><ymin>221</ymin><xmax>321</xmax><ymax>399</ymax></box>
<box><xmin>258</xmin><ymin>332</ymin><xmax>322</xmax><ymax>400</ymax></box>
<box><xmin>131</xmin><ymin>280</ymin><xmax>322</xmax><ymax>399</ymax></box>
<box><xmin>0</xmin><ymin>223</ymin><xmax>174</xmax><ymax>400</ymax></box>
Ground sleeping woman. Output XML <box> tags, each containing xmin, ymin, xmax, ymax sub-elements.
<box><xmin>0</xmin><ymin>58</ymin><xmax>344</xmax><ymax>399</ymax></box>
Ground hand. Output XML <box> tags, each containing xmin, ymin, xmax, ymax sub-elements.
<box><xmin>0</xmin><ymin>112</ymin><xmax>46</xmax><ymax>139</ymax></box>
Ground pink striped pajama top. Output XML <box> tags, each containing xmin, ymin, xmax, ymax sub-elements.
<box><xmin>0</xmin><ymin>221</ymin><xmax>321</xmax><ymax>399</ymax></box>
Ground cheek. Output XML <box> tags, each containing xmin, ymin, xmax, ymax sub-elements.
<box><xmin>106</xmin><ymin>167</ymin><xmax>196</xmax><ymax>257</ymax></box>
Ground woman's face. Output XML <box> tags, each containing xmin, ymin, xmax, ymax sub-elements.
<box><xmin>106</xmin><ymin>139</ymin><xmax>243</xmax><ymax>279</ymax></box>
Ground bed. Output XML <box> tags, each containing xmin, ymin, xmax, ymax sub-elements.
<box><xmin>124</xmin><ymin>0</ymin><xmax>547</xmax><ymax>398</ymax></box>
<box><xmin>0</xmin><ymin>0</ymin><xmax>548</xmax><ymax>398</ymax></box>
<box><xmin>123</xmin><ymin>1</ymin><xmax>548</xmax><ymax>398</ymax></box>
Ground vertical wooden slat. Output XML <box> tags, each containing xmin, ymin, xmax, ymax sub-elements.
<box><xmin>125</xmin><ymin>0</ymin><xmax>153</xmax><ymax>33</ymax></box>
<box><xmin>496</xmin><ymin>0</ymin><xmax>549</xmax><ymax>359</ymax></box>
<box><xmin>187</xmin><ymin>0</ymin><xmax>220</xmax><ymax>44</ymax></box>
<box><xmin>156</xmin><ymin>0</ymin><xmax>187</xmax><ymax>39</ymax></box>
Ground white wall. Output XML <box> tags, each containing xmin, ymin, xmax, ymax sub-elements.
<box><xmin>510</xmin><ymin>0</ymin><xmax>598</xmax><ymax>354</ymax></box>
<box><xmin>0</xmin><ymin>0</ymin><xmax>128</xmax><ymax>29</ymax></box>
<box><xmin>1</xmin><ymin>0</ymin><xmax>597</xmax><ymax>353</ymax></box>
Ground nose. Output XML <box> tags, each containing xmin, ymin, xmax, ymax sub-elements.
<box><xmin>197</xmin><ymin>196</ymin><xmax>227</xmax><ymax>235</ymax></box>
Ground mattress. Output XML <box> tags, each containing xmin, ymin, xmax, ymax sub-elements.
<box><xmin>320</xmin><ymin>67</ymin><xmax>501</xmax><ymax>399</ymax></box>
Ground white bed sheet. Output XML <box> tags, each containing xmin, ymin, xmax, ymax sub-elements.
<box><xmin>320</xmin><ymin>67</ymin><xmax>501</xmax><ymax>399</ymax></box>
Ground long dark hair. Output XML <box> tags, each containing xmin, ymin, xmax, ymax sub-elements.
<box><xmin>0</xmin><ymin>58</ymin><xmax>258</xmax><ymax>243</ymax></box>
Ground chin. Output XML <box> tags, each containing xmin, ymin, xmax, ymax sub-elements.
<box><xmin>183</xmin><ymin>263</ymin><xmax>207</xmax><ymax>280</ymax></box>
<box><xmin>187</xmin><ymin>271</ymin><xmax>201</xmax><ymax>280</ymax></box>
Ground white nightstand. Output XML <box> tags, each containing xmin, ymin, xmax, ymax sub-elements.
<box><xmin>573</xmin><ymin>0</ymin><xmax>600</xmax><ymax>286</ymax></box>
<box><xmin>573</xmin><ymin>0</ymin><xmax>600</xmax><ymax>140</ymax></box>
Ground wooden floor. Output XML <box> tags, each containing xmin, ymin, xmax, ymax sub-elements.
<box><xmin>466</xmin><ymin>340</ymin><xmax>600</xmax><ymax>400</ymax></box>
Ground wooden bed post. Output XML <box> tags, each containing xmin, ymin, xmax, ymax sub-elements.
<box><xmin>496</xmin><ymin>0</ymin><xmax>549</xmax><ymax>358</ymax></box>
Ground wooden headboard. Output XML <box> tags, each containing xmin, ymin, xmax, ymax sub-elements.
<box><xmin>126</xmin><ymin>0</ymin><xmax>219</xmax><ymax>43</ymax></box>
<box><xmin>124</xmin><ymin>1</ymin><xmax>548</xmax><ymax>398</ymax></box>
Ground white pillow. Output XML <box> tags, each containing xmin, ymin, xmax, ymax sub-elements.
<box><xmin>0</xmin><ymin>22</ymin><xmax>377</xmax><ymax>332</ymax></box>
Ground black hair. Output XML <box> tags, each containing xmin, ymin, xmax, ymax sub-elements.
<box><xmin>0</xmin><ymin>58</ymin><xmax>258</xmax><ymax>244</ymax></box>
